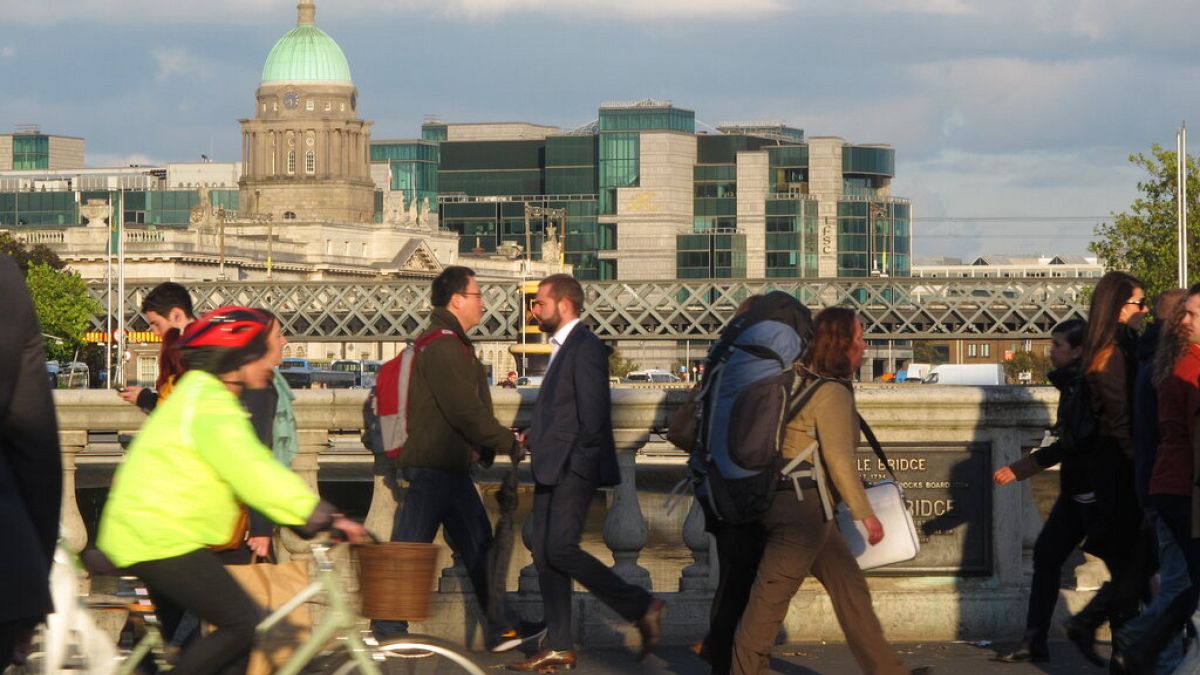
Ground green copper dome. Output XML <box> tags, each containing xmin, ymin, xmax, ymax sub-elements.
<box><xmin>260</xmin><ymin>1</ymin><xmax>352</xmax><ymax>84</ymax></box>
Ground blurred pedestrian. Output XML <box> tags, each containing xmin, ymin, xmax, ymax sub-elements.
<box><xmin>0</xmin><ymin>252</ymin><xmax>63</xmax><ymax>667</ymax></box>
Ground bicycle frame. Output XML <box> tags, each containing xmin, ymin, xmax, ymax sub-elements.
<box><xmin>269</xmin><ymin>543</ymin><xmax>379</xmax><ymax>675</ymax></box>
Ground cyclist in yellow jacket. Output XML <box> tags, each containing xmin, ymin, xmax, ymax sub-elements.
<box><xmin>99</xmin><ymin>306</ymin><xmax>366</xmax><ymax>675</ymax></box>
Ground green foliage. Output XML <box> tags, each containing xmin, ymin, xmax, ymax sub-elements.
<box><xmin>1002</xmin><ymin>350</ymin><xmax>1052</xmax><ymax>385</ymax></box>
<box><xmin>0</xmin><ymin>232</ymin><xmax>65</xmax><ymax>272</ymax></box>
<box><xmin>608</xmin><ymin>349</ymin><xmax>639</xmax><ymax>379</ymax></box>
<box><xmin>913</xmin><ymin>341</ymin><xmax>948</xmax><ymax>365</ymax></box>
<box><xmin>1091</xmin><ymin>145</ymin><xmax>1200</xmax><ymax>296</ymax></box>
<box><xmin>25</xmin><ymin>263</ymin><xmax>102</xmax><ymax>362</ymax></box>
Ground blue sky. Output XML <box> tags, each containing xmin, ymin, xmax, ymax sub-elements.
<box><xmin>3</xmin><ymin>0</ymin><xmax>1197</xmax><ymax>259</ymax></box>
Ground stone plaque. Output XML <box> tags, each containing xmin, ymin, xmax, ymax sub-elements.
<box><xmin>852</xmin><ymin>442</ymin><xmax>991</xmax><ymax>575</ymax></box>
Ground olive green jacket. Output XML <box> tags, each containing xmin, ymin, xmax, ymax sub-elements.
<box><xmin>397</xmin><ymin>308</ymin><xmax>515</xmax><ymax>472</ymax></box>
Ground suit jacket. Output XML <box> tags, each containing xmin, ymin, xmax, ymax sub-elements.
<box><xmin>528</xmin><ymin>322</ymin><xmax>620</xmax><ymax>487</ymax></box>
<box><xmin>0</xmin><ymin>253</ymin><xmax>62</xmax><ymax>622</ymax></box>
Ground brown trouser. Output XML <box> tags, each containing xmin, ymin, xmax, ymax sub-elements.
<box><xmin>732</xmin><ymin>489</ymin><xmax>906</xmax><ymax>675</ymax></box>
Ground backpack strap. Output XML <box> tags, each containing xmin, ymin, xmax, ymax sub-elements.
<box><xmin>858</xmin><ymin>417</ymin><xmax>899</xmax><ymax>482</ymax></box>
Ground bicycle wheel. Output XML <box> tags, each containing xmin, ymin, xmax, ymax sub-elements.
<box><xmin>317</xmin><ymin>635</ymin><xmax>488</xmax><ymax>675</ymax></box>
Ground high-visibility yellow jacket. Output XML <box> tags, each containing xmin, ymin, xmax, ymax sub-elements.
<box><xmin>99</xmin><ymin>370</ymin><xmax>319</xmax><ymax>567</ymax></box>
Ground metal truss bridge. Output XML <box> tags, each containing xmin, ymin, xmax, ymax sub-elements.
<box><xmin>88</xmin><ymin>277</ymin><xmax>1094</xmax><ymax>342</ymax></box>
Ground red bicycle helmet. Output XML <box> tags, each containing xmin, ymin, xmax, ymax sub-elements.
<box><xmin>179</xmin><ymin>306</ymin><xmax>273</xmax><ymax>374</ymax></box>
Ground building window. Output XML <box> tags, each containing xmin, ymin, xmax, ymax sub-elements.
<box><xmin>305</xmin><ymin>150</ymin><xmax>315</xmax><ymax>174</ymax></box>
<box><xmin>137</xmin><ymin>356</ymin><xmax>158</xmax><ymax>387</ymax></box>
<box><xmin>287</xmin><ymin>151</ymin><xmax>295</xmax><ymax>175</ymax></box>
<box><xmin>968</xmin><ymin>344</ymin><xmax>977</xmax><ymax>357</ymax></box>
<box><xmin>324</xmin><ymin>101</ymin><xmax>331</xmax><ymax>111</ymax></box>
<box><xmin>283</xmin><ymin>211</ymin><xmax>296</xmax><ymax>220</ymax></box>
<box><xmin>981</xmin><ymin>344</ymin><xmax>991</xmax><ymax>358</ymax></box>
<box><xmin>306</xmin><ymin>99</ymin><xmax>314</xmax><ymax>111</ymax></box>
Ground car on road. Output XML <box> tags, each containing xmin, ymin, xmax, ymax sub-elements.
<box><xmin>622</xmin><ymin>369</ymin><xmax>682</xmax><ymax>384</ymax></box>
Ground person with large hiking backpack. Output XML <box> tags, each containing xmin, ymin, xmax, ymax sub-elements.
<box><xmin>731</xmin><ymin>307</ymin><xmax>924</xmax><ymax>675</ymax></box>
<box><xmin>684</xmin><ymin>291</ymin><xmax>813</xmax><ymax>674</ymax></box>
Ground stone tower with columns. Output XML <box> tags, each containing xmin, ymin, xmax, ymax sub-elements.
<box><xmin>238</xmin><ymin>0</ymin><xmax>375</xmax><ymax>224</ymax></box>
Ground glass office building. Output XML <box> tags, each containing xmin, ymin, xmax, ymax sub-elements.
<box><xmin>369</xmin><ymin>102</ymin><xmax>910</xmax><ymax>281</ymax></box>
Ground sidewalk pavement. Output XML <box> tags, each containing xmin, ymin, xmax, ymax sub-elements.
<box><xmin>471</xmin><ymin>640</ymin><xmax>1115</xmax><ymax>674</ymax></box>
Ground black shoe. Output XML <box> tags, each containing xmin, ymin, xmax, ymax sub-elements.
<box><xmin>1065</xmin><ymin>618</ymin><xmax>1107</xmax><ymax>667</ymax></box>
<box><xmin>995</xmin><ymin>646</ymin><xmax>1050</xmax><ymax>663</ymax></box>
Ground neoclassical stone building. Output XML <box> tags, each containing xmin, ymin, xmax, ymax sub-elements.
<box><xmin>240</xmin><ymin>0</ymin><xmax>376</xmax><ymax>225</ymax></box>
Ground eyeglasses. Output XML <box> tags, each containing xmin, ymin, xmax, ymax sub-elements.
<box><xmin>1124</xmin><ymin>299</ymin><xmax>1147</xmax><ymax>309</ymax></box>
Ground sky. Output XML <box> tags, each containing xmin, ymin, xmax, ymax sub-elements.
<box><xmin>3</xmin><ymin>0</ymin><xmax>1197</xmax><ymax>260</ymax></box>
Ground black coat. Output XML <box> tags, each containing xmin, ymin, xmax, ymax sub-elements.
<box><xmin>0</xmin><ymin>254</ymin><xmax>62</xmax><ymax>622</ymax></box>
<box><xmin>527</xmin><ymin>322</ymin><xmax>620</xmax><ymax>487</ymax></box>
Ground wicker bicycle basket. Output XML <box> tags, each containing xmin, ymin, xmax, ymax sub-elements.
<box><xmin>354</xmin><ymin>542</ymin><xmax>442</xmax><ymax>621</ymax></box>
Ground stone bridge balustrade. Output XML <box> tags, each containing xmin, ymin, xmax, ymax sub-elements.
<box><xmin>54</xmin><ymin>384</ymin><xmax>1078</xmax><ymax>646</ymax></box>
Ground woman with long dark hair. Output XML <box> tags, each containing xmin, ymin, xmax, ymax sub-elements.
<box><xmin>731</xmin><ymin>307</ymin><xmax>919</xmax><ymax>675</ymax></box>
<box><xmin>993</xmin><ymin>319</ymin><xmax>1090</xmax><ymax>663</ymax></box>
<box><xmin>1064</xmin><ymin>271</ymin><xmax>1150</xmax><ymax>665</ymax></box>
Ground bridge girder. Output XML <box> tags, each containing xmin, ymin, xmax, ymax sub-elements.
<box><xmin>88</xmin><ymin>278</ymin><xmax>1094</xmax><ymax>342</ymax></box>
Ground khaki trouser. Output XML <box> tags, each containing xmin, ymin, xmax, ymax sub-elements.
<box><xmin>732</xmin><ymin>489</ymin><xmax>907</xmax><ymax>675</ymax></box>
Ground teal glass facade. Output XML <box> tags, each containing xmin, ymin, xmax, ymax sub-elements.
<box><xmin>677</xmin><ymin>232</ymin><xmax>746</xmax><ymax>279</ymax></box>
<box><xmin>12</xmin><ymin>135</ymin><xmax>50</xmax><ymax>170</ymax></box>
<box><xmin>765</xmin><ymin>198</ymin><xmax>819</xmax><ymax>278</ymax></box>
<box><xmin>836</xmin><ymin>201</ymin><xmax>910</xmax><ymax>277</ymax></box>
<box><xmin>0</xmin><ymin>188</ymin><xmax>239</xmax><ymax>227</ymax></box>
<box><xmin>371</xmin><ymin>141</ymin><xmax>438</xmax><ymax>210</ymax></box>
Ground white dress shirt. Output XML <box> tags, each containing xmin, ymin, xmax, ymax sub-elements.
<box><xmin>547</xmin><ymin>318</ymin><xmax>581</xmax><ymax>369</ymax></box>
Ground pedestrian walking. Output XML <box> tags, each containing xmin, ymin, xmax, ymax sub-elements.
<box><xmin>507</xmin><ymin>273</ymin><xmax>664</xmax><ymax>672</ymax></box>
<box><xmin>1113</xmin><ymin>283</ymin><xmax>1200</xmax><ymax>673</ymax></box>
<box><xmin>0</xmin><ymin>253</ymin><xmax>63</xmax><ymax>668</ymax></box>
<box><xmin>1066</xmin><ymin>270</ymin><xmax>1153</xmax><ymax>666</ymax></box>
<box><xmin>372</xmin><ymin>265</ymin><xmax>538</xmax><ymax>653</ymax></box>
<box><xmin>730</xmin><ymin>307</ymin><xmax>926</xmax><ymax>675</ymax></box>
<box><xmin>689</xmin><ymin>291</ymin><xmax>813</xmax><ymax>674</ymax></box>
<box><xmin>993</xmin><ymin>319</ymin><xmax>1092</xmax><ymax>663</ymax></box>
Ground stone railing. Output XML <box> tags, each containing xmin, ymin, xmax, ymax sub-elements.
<box><xmin>55</xmin><ymin>385</ymin><xmax>1067</xmax><ymax>645</ymax></box>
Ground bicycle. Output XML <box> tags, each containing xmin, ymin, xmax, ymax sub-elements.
<box><xmin>18</xmin><ymin>542</ymin><xmax>487</xmax><ymax>675</ymax></box>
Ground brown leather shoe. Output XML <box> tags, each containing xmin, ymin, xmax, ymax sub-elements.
<box><xmin>506</xmin><ymin>649</ymin><xmax>577</xmax><ymax>672</ymax></box>
<box><xmin>635</xmin><ymin>598</ymin><xmax>666</xmax><ymax>660</ymax></box>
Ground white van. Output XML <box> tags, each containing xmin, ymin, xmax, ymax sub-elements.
<box><xmin>623</xmin><ymin>369</ymin><xmax>682</xmax><ymax>383</ymax></box>
<box><xmin>921</xmin><ymin>364</ymin><xmax>1005</xmax><ymax>386</ymax></box>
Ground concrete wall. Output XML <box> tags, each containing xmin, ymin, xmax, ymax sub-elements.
<box><xmin>48</xmin><ymin>136</ymin><xmax>85</xmax><ymax>170</ymax></box>
<box><xmin>608</xmin><ymin>131</ymin><xmax>697</xmax><ymax>280</ymax></box>
<box><xmin>808</xmin><ymin>137</ymin><xmax>844</xmax><ymax>277</ymax></box>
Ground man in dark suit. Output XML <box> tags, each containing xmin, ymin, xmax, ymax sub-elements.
<box><xmin>0</xmin><ymin>253</ymin><xmax>62</xmax><ymax>666</ymax></box>
<box><xmin>507</xmin><ymin>274</ymin><xmax>664</xmax><ymax>672</ymax></box>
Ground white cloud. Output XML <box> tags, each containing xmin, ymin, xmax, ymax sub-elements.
<box><xmin>87</xmin><ymin>152</ymin><xmax>162</xmax><ymax>168</ymax></box>
<box><xmin>152</xmin><ymin>46</ymin><xmax>214</xmax><ymax>83</ymax></box>
<box><xmin>0</xmin><ymin>45</ymin><xmax>15</xmax><ymax>59</ymax></box>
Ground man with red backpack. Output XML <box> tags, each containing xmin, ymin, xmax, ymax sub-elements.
<box><xmin>369</xmin><ymin>266</ymin><xmax>539</xmax><ymax>652</ymax></box>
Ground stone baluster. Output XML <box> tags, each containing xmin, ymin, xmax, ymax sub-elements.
<box><xmin>363</xmin><ymin>453</ymin><xmax>400</xmax><ymax>540</ymax></box>
<box><xmin>603</xmin><ymin>430</ymin><xmax>650</xmax><ymax>589</ymax></box>
<box><xmin>58</xmin><ymin>431</ymin><xmax>89</xmax><ymax>554</ymax></box>
<box><xmin>438</xmin><ymin>528</ymin><xmax>470</xmax><ymax>592</ymax></box>
<box><xmin>679</xmin><ymin>496</ymin><xmax>714</xmax><ymax>591</ymax></box>
<box><xmin>278</xmin><ymin>428</ymin><xmax>327</xmax><ymax>563</ymax></box>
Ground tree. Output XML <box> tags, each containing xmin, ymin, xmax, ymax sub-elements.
<box><xmin>0</xmin><ymin>231</ymin><xmax>65</xmax><ymax>272</ymax></box>
<box><xmin>25</xmin><ymin>263</ymin><xmax>102</xmax><ymax>362</ymax></box>
<box><xmin>1091</xmin><ymin>145</ymin><xmax>1200</xmax><ymax>296</ymax></box>
<box><xmin>1002</xmin><ymin>350</ymin><xmax>1052</xmax><ymax>385</ymax></box>
<box><xmin>608</xmin><ymin>349</ymin><xmax>639</xmax><ymax>379</ymax></box>
<box><xmin>913</xmin><ymin>341</ymin><xmax>948</xmax><ymax>365</ymax></box>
